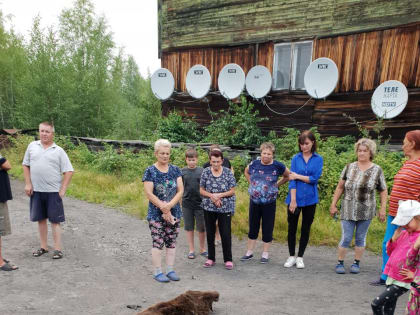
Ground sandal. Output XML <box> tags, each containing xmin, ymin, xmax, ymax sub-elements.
<box><xmin>225</xmin><ymin>261</ymin><xmax>234</xmax><ymax>270</ymax></box>
<box><xmin>200</xmin><ymin>251</ymin><xmax>208</xmax><ymax>257</ymax></box>
<box><xmin>33</xmin><ymin>248</ymin><xmax>49</xmax><ymax>257</ymax></box>
<box><xmin>154</xmin><ymin>273</ymin><xmax>170</xmax><ymax>283</ymax></box>
<box><xmin>0</xmin><ymin>262</ymin><xmax>18</xmax><ymax>271</ymax></box>
<box><xmin>52</xmin><ymin>250</ymin><xmax>63</xmax><ymax>260</ymax></box>
<box><xmin>187</xmin><ymin>252</ymin><xmax>196</xmax><ymax>259</ymax></box>
<box><xmin>203</xmin><ymin>259</ymin><xmax>215</xmax><ymax>268</ymax></box>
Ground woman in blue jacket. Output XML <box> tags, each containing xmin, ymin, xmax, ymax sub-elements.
<box><xmin>284</xmin><ymin>130</ymin><xmax>323</xmax><ymax>269</ymax></box>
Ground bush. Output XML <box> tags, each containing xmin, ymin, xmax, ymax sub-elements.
<box><xmin>157</xmin><ymin>111</ymin><xmax>203</xmax><ymax>143</ymax></box>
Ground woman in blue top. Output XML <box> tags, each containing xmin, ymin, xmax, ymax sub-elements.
<box><xmin>142</xmin><ymin>139</ymin><xmax>184</xmax><ymax>283</ymax></box>
<box><xmin>284</xmin><ymin>130</ymin><xmax>323</xmax><ymax>269</ymax></box>
<box><xmin>241</xmin><ymin>142</ymin><xmax>290</xmax><ymax>263</ymax></box>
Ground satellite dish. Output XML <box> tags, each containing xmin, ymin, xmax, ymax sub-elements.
<box><xmin>218</xmin><ymin>63</ymin><xmax>245</xmax><ymax>99</ymax></box>
<box><xmin>151</xmin><ymin>68</ymin><xmax>175</xmax><ymax>100</ymax></box>
<box><xmin>371</xmin><ymin>80</ymin><xmax>408</xmax><ymax>119</ymax></box>
<box><xmin>245</xmin><ymin>65</ymin><xmax>272</xmax><ymax>98</ymax></box>
<box><xmin>186</xmin><ymin>65</ymin><xmax>211</xmax><ymax>99</ymax></box>
<box><xmin>304</xmin><ymin>57</ymin><xmax>339</xmax><ymax>99</ymax></box>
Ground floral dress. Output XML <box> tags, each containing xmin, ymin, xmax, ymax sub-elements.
<box><xmin>405</xmin><ymin>246</ymin><xmax>420</xmax><ymax>314</ymax></box>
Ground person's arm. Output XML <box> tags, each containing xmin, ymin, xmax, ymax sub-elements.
<box><xmin>22</xmin><ymin>165</ymin><xmax>33</xmax><ymax>196</ymax></box>
<box><xmin>329</xmin><ymin>179</ymin><xmax>345</xmax><ymax>217</ymax></box>
<box><xmin>143</xmin><ymin>181</ymin><xmax>166</xmax><ymax>212</ymax></box>
<box><xmin>289</xmin><ymin>157</ymin><xmax>323</xmax><ymax>184</ymax></box>
<box><xmin>162</xmin><ymin>176</ymin><xmax>184</xmax><ymax>211</ymax></box>
<box><xmin>387</xmin><ymin>227</ymin><xmax>403</xmax><ymax>255</ymax></box>
<box><xmin>59</xmin><ymin>171</ymin><xmax>73</xmax><ymax>198</ymax></box>
<box><xmin>289</xmin><ymin>188</ymin><xmax>297</xmax><ymax>213</ymax></box>
<box><xmin>378</xmin><ymin>189</ymin><xmax>388</xmax><ymax>222</ymax></box>
<box><xmin>0</xmin><ymin>160</ymin><xmax>11</xmax><ymax>171</ymax></box>
<box><xmin>244</xmin><ymin>165</ymin><xmax>251</xmax><ymax>184</ymax></box>
<box><xmin>277</xmin><ymin>167</ymin><xmax>290</xmax><ymax>186</ymax></box>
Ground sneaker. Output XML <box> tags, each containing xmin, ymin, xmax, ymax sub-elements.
<box><xmin>335</xmin><ymin>263</ymin><xmax>346</xmax><ymax>274</ymax></box>
<box><xmin>296</xmin><ymin>257</ymin><xmax>305</xmax><ymax>269</ymax></box>
<box><xmin>284</xmin><ymin>256</ymin><xmax>296</xmax><ymax>268</ymax></box>
<box><xmin>166</xmin><ymin>271</ymin><xmax>180</xmax><ymax>281</ymax></box>
<box><xmin>240</xmin><ymin>254</ymin><xmax>254</xmax><ymax>261</ymax></box>
<box><xmin>369</xmin><ymin>278</ymin><xmax>386</xmax><ymax>286</ymax></box>
<box><xmin>350</xmin><ymin>263</ymin><xmax>360</xmax><ymax>274</ymax></box>
<box><xmin>260</xmin><ymin>257</ymin><xmax>269</xmax><ymax>264</ymax></box>
<box><xmin>154</xmin><ymin>273</ymin><xmax>170</xmax><ymax>283</ymax></box>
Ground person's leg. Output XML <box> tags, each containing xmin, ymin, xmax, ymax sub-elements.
<box><xmin>215</xmin><ymin>221</ymin><xmax>221</xmax><ymax>244</ymax></box>
<box><xmin>198</xmin><ymin>231</ymin><xmax>206</xmax><ymax>253</ymax></box>
<box><xmin>261</xmin><ymin>202</ymin><xmax>276</xmax><ymax>258</ymax></box>
<box><xmin>336</xmin><ymin>220</ymin><xmax>355</xmax><ymax>273</ymax></box>
<box><xmin>297</xmin><ymin>204</ymin><xmax>316</xmax><ymax>257</ymax></box>
<box><xmin>204</xmin><ymin>211</ymin><xmax>217</xmax><ymax>262</ymax></box>
<box><xmin>183</xmin><ymin>206</ymin><xmax>195</xmax><ymax>254</ymax></box>
<box><xmin>51</xmin><ymin>223</ymin><xmax>62</xmax><ymax>251</ymax></box>
<box><xmin>0</xmin><ymin>237</ymin><xmax>3</xmax><ymax>266</ymax></box>
<box><xmin>381</xmin><ymin>215</ymin><xmax>397</xmax><ymax>281</ymax></box>
<box><xmin>0</xmin><ymin>202</ymin><xmax>12</xmax><ymax>266</ymax></box>
<box><xmin>245</xmin><ymin>200</ymin><xmax>262</xmax><ymax>256</ymax></box>
<box><xmin>287</xmin><ymin>206</ymin><xmax>300</xmax><ymax>256</ymax></box>
<box><xmin>148</xmin><ymin>220</ymin><xmax>165</xmax><ymax>276</ymax></box>
<box><xmin>354</xmin><ymin>219</ymin><xmax>372</xmax><ymax>260</ymax></box>
<box><xmin>217</xmin><ymin>212</ymin><xmax>232</xmax><ymax>263</ymax></box>
<box><xmin>371</xmin><ymin>285</ymin><xmax>408</xmax><ymax>315</ymax></box>
<box><xmin>38</xmin><ymin>219</ymin><xmax>48</xmax><ymax>250</ymax></box>
<box><xmin>163</xmin><ymin>220</ymin><xmax>180</xmax><ymax>272</ymax></box>
<box><xmin>194</xmin><ymin>208</ymin><xmax>206</xmax><ymax>254</ymax></box>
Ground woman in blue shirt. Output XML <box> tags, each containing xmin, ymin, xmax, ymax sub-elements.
<box><xmin>241</xmin><ymin>142</ymin><xmax>290</xmax><ymax>263</ymax></box>
<box><xmin>284</xmin><ymin>130</ymin><xmax>323</xmax><ymax>269</ymax></box>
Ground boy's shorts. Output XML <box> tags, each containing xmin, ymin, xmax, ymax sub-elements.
<box><xmin>30</xmin><ymin>192</ymin><xmax>65</xmax><ymax>223</ymax></box>
<box><xmin>183</xmin><ymin>206</ymin><xmax>205</xmax><ymax>232</ymax></box>
<box><xmin>0</xmin><ymin>202</ymin><xmax>11</xmax><ymax>236</ymax></box>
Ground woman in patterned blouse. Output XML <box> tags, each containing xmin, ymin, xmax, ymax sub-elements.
<box><xmin>330</xmin><ymin>138</ymin><xmax>388</xmax><ymax>274</ymax></box>
<box><xmin>200</xmin><ymin>150</ymin><xmax>236</xmax><ymax>270</ymax></box>
<box><xmin>142</xmin><ymin>139</ymin><xmax>184</xmax><ymax>283</ymax></box>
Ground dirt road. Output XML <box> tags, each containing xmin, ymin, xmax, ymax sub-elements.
<box><xmin>0</xmin><ymin>180</ymin><xmax>406</xmax><ymax>314</ymax></box>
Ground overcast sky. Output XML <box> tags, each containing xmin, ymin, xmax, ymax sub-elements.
<box><xmin>1</xmin><ymin>0</ymin><xmax>161</xmax><ymax>77</ymax></box>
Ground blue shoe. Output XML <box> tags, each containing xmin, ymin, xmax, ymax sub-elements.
<box><xmin>335</xmin><ymin>263</ymin><xmax>346</xmax><ymax>274</ymax></box>
<box><xmin>260</xmin><ymin>257</ymin><xmax>269</xmax><ymax>264</ymax></box>
<box><xmin>240</xmin><ymin>254</ymin><xmax>253</xmax><ymax>261</ymax></box>
<box><xmin>154</xmin><ymin>273</ymin><xmax>170</xmax><ymax>283</ymax></box>
<box><xmin>350</xmin><ymin>263</ymin><xmax>360</xmax><ymax>274</ymax></box>
<box><xmin>166</xmin><ymin>271</ymin><xmax>180</xmax><ymax>281</ymax></box>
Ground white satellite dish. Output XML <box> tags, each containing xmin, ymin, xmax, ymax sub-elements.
<box><xmin>151</xmin><ymin>68</ymin><xmax>175</xmax><ymax>100</ymax></box>
<box><xmin>218</xmin><ymin>63</ymin><xmax>245</xmax><ymax>99</ymax></box>
<box><xmin>186</xmin><ymin>64</ymin><xmax>211</xmax><ymax>99</ymax></box>
<box><xmin>304</xmin><ymin>57</ymin><xmax>339</xmax><ymax>99</ymax></box>
<box><xmin>245</xmin><ymin>65</ymin><xmax>272</xmax><ymax>98</ymax></box>
<box><xmin>371</xmin><ymin>80</ymin><xmax>408</xmax><ymax>119</ymax></box>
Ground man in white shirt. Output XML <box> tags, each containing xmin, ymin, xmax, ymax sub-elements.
<box><xmin>22</xmin><ymin>122</ymin><xmax>73</xmax><ymax>259</ymax></box>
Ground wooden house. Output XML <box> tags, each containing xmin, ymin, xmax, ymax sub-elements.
<box><xmin>158</xmin><ymin>0</ymin><xmax>420</xmax><ymax>143</ymax></box>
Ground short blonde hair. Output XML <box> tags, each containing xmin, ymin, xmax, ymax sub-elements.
<box><xmin>355</xmin><ymin>138</ymin><xmax>376</xmax><ymax>160</ymax></box>
<box><xmin>260</xmin><ymin>142</ymin><xmax>275</xmax><ymax>154</ymax></box>
<box><xmin>154</xmin><ymin>139</ymin><xmax>171</xmax><ymax>152</ymax></box>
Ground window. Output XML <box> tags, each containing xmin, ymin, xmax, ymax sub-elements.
<box><xmin>272</xmin><ymin>41</ymin><xmax>313</xmax><ymax>91</ymax></box>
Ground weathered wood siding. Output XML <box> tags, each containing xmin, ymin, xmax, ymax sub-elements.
<box><xmin>159</xmin><ymin>0</ymin><xmax>420</xmax><ymax>52</ymax></box>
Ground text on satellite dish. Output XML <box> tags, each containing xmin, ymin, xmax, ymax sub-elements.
<box><xmin>318</xmin><ymin>64</ymin><xmax>328</xmax><ymax>69</ymax></box>
<box><xmin>228</xmin><ymin>69</ymin><xmax>237</xmax><ymax>73</ymax></box>
<box><xmin>194</xmin><ymin>70</ymin><xmax>204</xmax><ymax>75</ymax></box>
<box><xmin>158</xmin><ymin>73</ymin><xmax>167</xmax><ymax>77</ymax></box>
<box><xmin>382</xmin><ymin>102</ymin><xmax>396</xmax><ymax>107</ymax></box>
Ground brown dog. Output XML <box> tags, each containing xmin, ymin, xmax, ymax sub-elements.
<box><xmin>137</xmin><ymin>290</ymin><xmax>219</xmax><ymax>315</ymax></box>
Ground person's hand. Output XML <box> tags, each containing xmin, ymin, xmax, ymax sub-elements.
<box><xmin>162</xmin><ymin>212</ymin><xmax>176</xmax><ymax>225</ymax></box>
<box><xmin>289</xmin><ymin>172</ymin><xmax>298</xmax><ymax>181</ymax></box>
<box><xmin>59</xmin><ymin>189</ymin><xmax>66</xmax><ymax>199</ymax></box>
<box><xmin>392</xmin><ymin>227</ymin><xmax>403</xmax><ymax>242</ymax></box>
<box><xmin>24</xmin><ymin>183</ymin><xmax>33</xmax><ymax>197</ymax></box>
<box><xmin>289</xmin><ymin>200</ymin><xmax>297</xmax><ymax>213</ymax></box>
<box><xmin>210</xmin><ymin>194</ymin><xmax>221</xmax><ymax>205</ymax></box>
<box><xmin>414</xmin><ymin>234</ymin><xmax>420</xmax><ymax>250</ymax></box>
<box><xmin>399</xmin><ymin>268</ymin><xmax>414</xmax><ymax>281</ymax></box>
<box><xmin>215</xmin><ymin>199</ymin><xmax>222</xmax><ymax>208</ymax></box>
<box><xmin>160</xmin><ymin>201</ymin><xmax>172</xmax><ymax>214</ymax></box>
<box><xmin>378</xmin><ymin>210</ymin><xmax>386</xmax><ymax>222</ymax></box>
<box><xmin>330</xmin><ymin>204</ymin><xmax>338</xmax><ymax>217</ymax></box>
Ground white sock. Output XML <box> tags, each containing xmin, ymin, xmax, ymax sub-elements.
<box><xmin>246</xmin><ymin>250</ymin><xmax>253</xmax><ymax>256</ymax></box>
<box><xmin>154</xmin><ymin>268</ymin><xmax>162</xmax><ymax>276</ymax></box>
<box><xmin>262</xmin><ymin>252</ymin><xmax>269</xmax><ymax>259</ymax></box>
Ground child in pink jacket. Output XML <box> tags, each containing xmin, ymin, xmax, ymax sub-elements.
<box><xmin>405</xmin><ymin>233</ymin><xmax>420</xmax><ymax>315</ymax></box>
<box><xmin>372</xmin><ymin>200</ymin><xmax>420</xmax><ymax>315</ymax></box>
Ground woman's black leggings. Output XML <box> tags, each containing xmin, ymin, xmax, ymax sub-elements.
<box><xmin>248</xmin><ymin>200</ymin><xmax>276</xmax><ymax>243</ymax></box>
<box><xmin>371</xmin><ymin>284</ymin><xmax>408</xmax><ymax>315</ymax></box>
<box><xmin>287</xmin><ymin>204</ymin><xmax>316</xmax><ymax>257</ymax></box>
<box><xmin>204</xmin><ymin>211</ymin><xmax>232</xmax><ymax>262</ymax></box>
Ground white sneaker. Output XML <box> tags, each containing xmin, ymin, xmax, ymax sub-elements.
<box><xmin>284</xmin><ymin>256</ymin><xmax>296</xmax><ymax>268</ymax></box>
<box><xmin>296</xmin><ymin>257</ymin><xmax>305</xmax><ymax>269</ymax></box>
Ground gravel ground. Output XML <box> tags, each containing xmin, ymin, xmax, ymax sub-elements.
<box><xmin>0</xmin><ymin>179</ymin><xmax>406</xmax><ymax>315</ymax></box>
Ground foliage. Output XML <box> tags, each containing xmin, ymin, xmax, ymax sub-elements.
<box><xmin>204</xmin><ymin>96</ymin><xmax>267</xmax><ymax>147</ymax></box>
<box><xmin>157</xmin><ymin>110</ymin><xmax>203</xmax><ymax>143</ymax></box>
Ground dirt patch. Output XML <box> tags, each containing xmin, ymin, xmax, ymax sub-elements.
<box><xmin>0</xmin><ymin>179</ymin><xmax>406</xmax><ymax>314</ymax></box>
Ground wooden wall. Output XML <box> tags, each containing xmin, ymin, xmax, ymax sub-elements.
<box><xmin>160</xmin><ymin>23</ymin><xmax>420</xmax><ymax>144</ymax></box>
<box><xmin>159</xmin><ymin>0</ymin><xmax>420</xmax><ymax>52</ymax></box>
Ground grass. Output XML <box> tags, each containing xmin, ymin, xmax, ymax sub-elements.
<box><xmin>3</xmin><ymin>145</ymin><xmax>385</xmax><ymax>255</ymax></box>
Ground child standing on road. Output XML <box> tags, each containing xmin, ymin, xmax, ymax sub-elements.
<box><xmin>371</xmin><ymin>200</ymin><xmax>420</xmax><ymax>315</ymax></box>
<box><xmin>182</xmin><ymin>148</ymin><xmax>207</xmax><ymax>259</ymax></box>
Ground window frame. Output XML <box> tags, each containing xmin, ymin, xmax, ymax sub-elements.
<box><xmin>272</xmin><ymin>40</ymin><xmax>313</xmax><ymax>91</ymax></box>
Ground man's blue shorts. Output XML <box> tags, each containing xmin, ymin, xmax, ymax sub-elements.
<box><xmin>30</xmin><ymin>192</ymin><xmax>65</xmax><ymax>223</ymax></box>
